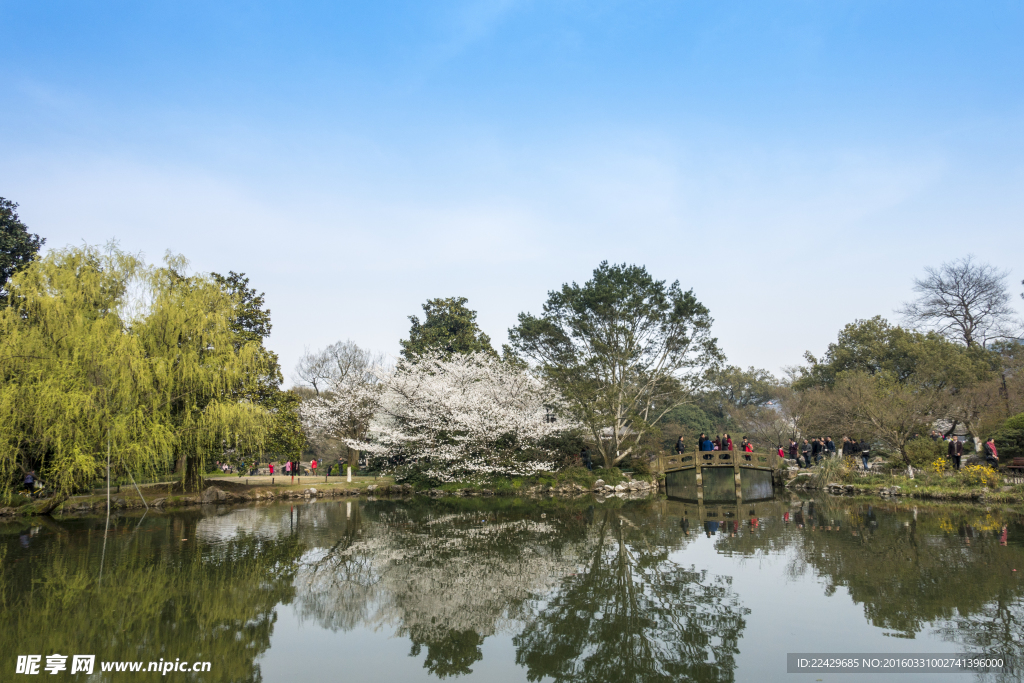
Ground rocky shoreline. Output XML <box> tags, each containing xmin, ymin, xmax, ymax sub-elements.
<box><xmin>1</xmin><ymin>476</ymin><xmax>661</xmax><ymax>517</ymax></box>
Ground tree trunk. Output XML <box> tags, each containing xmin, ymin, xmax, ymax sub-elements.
<box><xmin>183</xmin><ymin>453</ymin><xmax>204</xmax><ymax>492</ymax></box>
<box><xmin>38</xmin><ymin>493</ymin><xmax>69</xmax><ymax>516</ymax></box>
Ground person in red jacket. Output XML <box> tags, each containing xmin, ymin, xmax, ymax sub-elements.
<box><xmin>725</xmin><ymin>434</ymin><xmax>734</xmax><ymax>451</ymax></box>
<box><xmin>984</xmin><ymin>438</ymin><xmax>999</xmax><ymax>468</ymax></box>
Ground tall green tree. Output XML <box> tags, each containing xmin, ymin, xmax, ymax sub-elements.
<box><xmin>795</xmin><ymin>316</ymin><xmax>994</xmax><ymax>391</ymax></box>
<box><xmin>400</xmin><ymin>296</ymin><xmax>495</xmax><ymax>360</ymax></box>
<box><xmin>0</xmin><ymin>245</ymin><xmax>271</xmax><ymax>506</ymax></box>
<box><xmin>0</xmin><ymin>197</ymin><xmax>45</xmax><ymax>306</ymax></box>
<box><xmin>509</xmin><ymin>261</ymin><xmax>722</xmax><ymax>468</ymax></box>
<box><xmin>212</xmin><ymin>271</ymin><xmax>305</xmax><ymax>461</ymax></box>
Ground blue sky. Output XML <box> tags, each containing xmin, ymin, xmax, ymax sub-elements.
<box><xmin>3</xmin><ymin>0</ymin><xmax>1023</xmax><ymax>381</ymax></box>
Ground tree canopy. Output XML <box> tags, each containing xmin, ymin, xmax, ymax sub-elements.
<box><xmin>334</xmin><ymin>351</ymin><xmax>573</xmax><ymax>483</ymax></box>
<box><xmin>0</xmin><ymin>245</ymin><xmax>273</xmax><ymax>504</ymax></box>
<box><xmin>212</xmin><ymin>270</ymin><xmax>306</xmax><ymax>461</ymax></box>
<box><xmin>795</xmin><ymin>316</ymin><xmax>994</xmax><ymax>391</ymax></box>
<box><xmin>509</xmin><ymin>261</ymin><xmax>721</xmax><ymax>468</ymax></box>
<box><xmin>0</xmin><ymin>197</ymin><xmax>45</xmax><ymax>307</ymax></box>
<box><xmin>400</xmin><ymin>296</ymin><xmax>495</xmax><ymax>360</ymax></box>
<box><xmin>794</xmin><ymin>317</ymin><xmax>997</xmax><ymax>461</ymax></box>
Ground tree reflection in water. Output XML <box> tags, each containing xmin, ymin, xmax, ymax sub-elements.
<box><xmin>293</xmin><ymin>501</ymin><xmax>595</xmax><ymax>677</ymax></box>
<box><xmin>513</xmin><ymin>507</ymin><xmax>747</xmax><ymax>683</ymax></box>
<box><xmin>5</xmin><ymin>496</ymin><xmax>1023</xmax><ymax>683</ymax></box>
<box><xmin>291</xmin><ymin>499</ymin><xmax>747</xmax><ymax>682</ymax></box>
<box><xmin>713</xmin><ymin>497</ymin><xmax>1024</xmax><ymax>675</ymax></box>
<box><xmin>0</xmin><ymin>511</ymin><xmax>305</xmax><ymax>683</ymax></box>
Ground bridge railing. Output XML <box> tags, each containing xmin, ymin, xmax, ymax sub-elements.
<box><xmin>659</xmin><ymin>450</ymin><xmax>779</xmax><ymax>473</ymax></box>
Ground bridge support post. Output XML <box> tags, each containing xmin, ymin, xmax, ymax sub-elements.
<box><xmin>695</xmin><ymin>450</ymin><xmax>703</xmax><ymax>502</ymax></box>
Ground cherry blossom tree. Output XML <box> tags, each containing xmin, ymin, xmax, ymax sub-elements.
<box><xmin>314</xmin><ymin>351</ymin><xmax>577</xmax><ymax>483</ymax></box>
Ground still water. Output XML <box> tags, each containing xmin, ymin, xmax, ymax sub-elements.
<box><xmin>2</xmin><ymin>494</ymin><xmax>1022</xmax><ymax>682</ymax></box>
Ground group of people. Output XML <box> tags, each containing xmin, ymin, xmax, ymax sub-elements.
<box><xmin>942</xmin><ymin>434</ymin><xmax>1000</xmax><ymax>470</ymax></box>
<box><xmin>216</xmin><ymin>459</ymin><xmax>340</xmax><ymax>478</ymax></box>
<box><xmin>679</xmin><ymin>434</ymin><xmax>756</xmax><ymax>454</ymax></box>
<box><xmin>781</xmin><ymin>436</ymin><xmax>872</xmax><ymax>469</ymax></box>
<box><xmin>783</xmin><ymin>437</ymin><xmax>840</xmax><ymax>469</ymax></box>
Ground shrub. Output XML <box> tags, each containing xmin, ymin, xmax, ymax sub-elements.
<box><xmin>813</xmin><ymin>455</ymin><xmax>847</xmax><ymax>487</ymax></box>
<box><xmin>928</xmin><ymin>458</ymin><xmax>948</xmax><ymax>475</ymax></box>
<box><xmin>628</xmin><ymin>455</ymin><xmax>652</xmax><ymax>475</ymax></box>
<box><xmin>991</xmin><ymin>412</ymin><xmax>1024</xmax><ymax>460</ymax></box>
<box><xmin>1005</xmin><ymin>412</ymin><xmax>1024</xmax><ymax>431</ymax></box>
<box><xmin>539</xmin><ymin>430</ymin><xmax>587</xmax><ymax>470</ymax></box>
<box><xmin>556</xmin><ymin>466</ymin><xmax>598</xmax><ymax>487</ymax></box>
<box><xmin>393</xmin><ymin>462</ymin><xmax>444</xmax><ymax>489</ymax></box>
<box><xmin>904</xmin><ymin>437</ymin><xmax>947</xmax><ymax>468</ymax></box>
<box><xmin>960</xmin><ymin>464</ymin><xmax>1000</xmax><ymax>489</ymax></box>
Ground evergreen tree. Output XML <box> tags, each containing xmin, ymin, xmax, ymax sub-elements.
<box><xmin>400</xmin><ymin>296</ymin><xmax>495</xmax><ymax>360</ymax></box>
<box><xmin>212</xmin><ymin>271</ymin><xmax>306</xmax><ymax>463</ymax></box>
<box><xmin>0</xmin><ymin>197</ymin><xmax>45</xmax><ymax>306</ymax></box>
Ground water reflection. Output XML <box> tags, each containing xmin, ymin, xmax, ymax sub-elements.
<box><xmin>0</xmin><ymin>512</ymin><xmax>304</xmax><ymax>682</ymax></box>
<box><xmin>512</xmin><ymin>507</ymin><xmax>747</xmax><ymax>683</ymax></box>
<box><xmin>1</xmin><ymin>496</ymin><xmax>1023</xmax><ymax>682</ymax></box>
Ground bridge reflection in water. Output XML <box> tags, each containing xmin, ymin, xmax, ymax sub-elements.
<box><xmin>661</xmin><ymin>451</ymin><xmax>777</xmax><ymax>503</ymax></box>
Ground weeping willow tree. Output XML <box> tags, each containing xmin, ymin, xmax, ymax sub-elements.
<box><xmin>0</xmin><ymin>244</ymin><xmax>271</xmax><ymax>509</ymax></box>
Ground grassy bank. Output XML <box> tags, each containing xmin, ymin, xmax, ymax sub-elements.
<box><xmin>815</xmin><ymin>462</ymin><xmax>1024</xmax><ymax>504</ymax></box>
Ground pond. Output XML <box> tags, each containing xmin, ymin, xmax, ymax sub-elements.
<box><xmin>1</xmin><ymin>494</ymin><xmax>1022</xmax><ymax>682</ymax></box>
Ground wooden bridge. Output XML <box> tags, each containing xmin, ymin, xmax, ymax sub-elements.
<box><xmin>659</xmin><ymin>450</ymin><xmax>779</xmax><ymax>503</ymax></box>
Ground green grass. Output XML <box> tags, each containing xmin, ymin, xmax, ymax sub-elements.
<box><xmin>828</xmin><ymin>466</ymin><xmax>1021</xmax><ymax>501</ymax></box>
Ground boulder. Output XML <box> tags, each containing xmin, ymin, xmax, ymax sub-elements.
<box><xmin>614</xmin><ymin>484</ymin><xmax>628</xmax><ymax>492</ymax></box>
<box><xmin>593</xmin><ymin>479</ymin><xmax>606</xmax><ymax>490</ymax></box>
<box><xmin>366</xmin><ymin>484</ymin><xmax>378</xmax><ymax>493</ymax></box>
<box><xmin>200</xmin><ymin>486</ymin><xmax>227</xmax><ymax>504</ymax></box>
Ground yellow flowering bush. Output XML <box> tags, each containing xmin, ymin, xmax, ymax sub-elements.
<box><xmin>960</xmin><ymin>464</ymin><xmax>1001</xmax><ymax>489</ymax></box>
<box><xmin>928</xmin><ymin>458</ymin><xmax>948</xmax><ymax>474</ymax></box>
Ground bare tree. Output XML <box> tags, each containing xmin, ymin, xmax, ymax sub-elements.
<box><xmin>899</xmin><ymin>255</ymin><xmax>1021</xmax><ymax>348</ymax></box>
<box><xmin>294</xmin><ymin>346</ymin><xmax>333</xmax><ymax>395</ymax></box>
<box><xmin>294</xmin><ymin>340</ymin><xmax>388</xmax><ymax>468</ymax></box>
<box><xmin>293</xmin><ymin>340</ymin><xmax>387</xmax><ymax>394</ymax></box>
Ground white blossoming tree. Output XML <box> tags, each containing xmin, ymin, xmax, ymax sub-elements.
<box><xmin>298</xmin><ymin>378</ymin><xmax>381</xmax><ymax>471</ymax></box>
<box><xmin>304</xmin><ymin>351</ymin><xmax>576</xmax><ymax>483</ymax></box>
